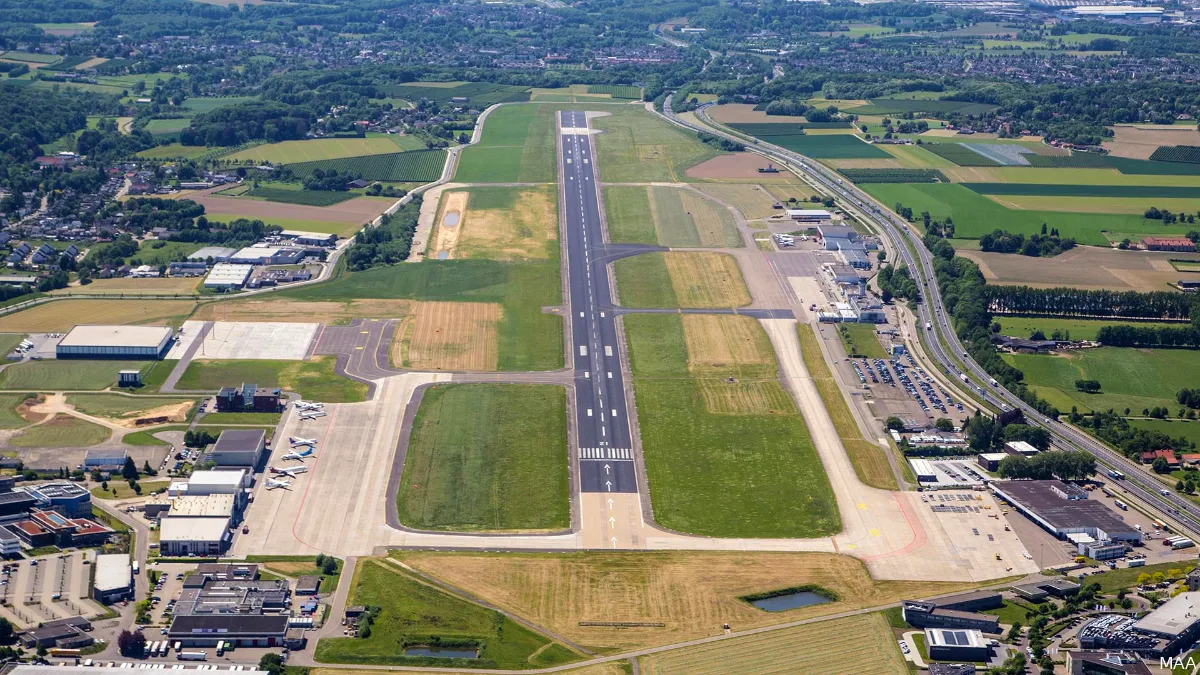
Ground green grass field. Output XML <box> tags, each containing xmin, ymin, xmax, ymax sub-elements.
<box><xmin>603</xmin><ymin>186</ymin><xmax>656</xmax><ymax>245</ymax></box>
<box><xmin>122</xmin><ymin>426</ymin><xmax>184</xmax><ymax>446</ymax></box>
<box><xmin>624</xmin><ymin>314</ymin><xmax>838</xmax><ymax>537</ymax></box>
<box><xmin>456</xmin><ymin>104</ymin><xmax>558</xmax><ymax>183</ymax></box>
<box><xmin>225</xmin><ymin>137</ymin><xmax>406</xmax><ymax>164</ymax></box>
<box><xmin>0</xmin><ymin>393</ymin><xmax>32</xmax><ymax>430</ymax></box>
<box><xmin>838</xmin><ymin>323</ymin><xmax>888</xmax><ymax>359</ymax></box>
<box><xmin>964</xmin><ymin>183</ymin><xmax>1200</xmax><ymax>198</ymax></box>
<box><xmin>283</xmin><ymin>150</ymin><xmax>446</xmax><ymax>182</ymax></box>
<box><xmin>0</xmin><ymin>360</ymin><xmax>153</xmax><ymax>391</ymax></box>
<box><xmin>10</xmin><ymin>415</ymin><xmax>110</xmax><ymax>447</ymax></box>
<box><xmin>135</xmin><ymin>144</ymin><xmax>210</xmax><ymax>160</ymax></box>
<box><xmin>180</xmin><ymin>96</ymin><xmax>257</xmax><ymax>114</ymax></box>
<box><xmin>993</xmin><ymin>317</ymin><xmax>1189</xmax><ymax>341</ymax></box>
<box><xmin>1087</xmin><ymin>561</ymin><xmax>1191</xmax><ymax>594</ymax></box>
<box><xmin>594</xmin><ymin>106</ymin><xmax>720</xmax><ymax>182</ymax></box>
<box><xmin>397</xmin><ymin>384</ymin><xmax>569</xmax><ymax>531</ymax></box>
<box><xmin>133</xmin><ymin>241</ymin><xmax>205</xmax><ymax>266</ymax></box>
<box><xmin>280</xmin><ymin>260</ymin><xmax>563</xmax><ymax>371</ymax></box>
<box><xmin>1129</xmin><ymin>419</ymin><xmax>1200</xmax><ymax>448</ymax></box>
<box><xmin>143</xmin><ymin>118</ymin><xmax>193</xmax><ymax>135</ymax></box>
<box><xmin>863</xmin><ymin>182</ymin><xmax>1192</xmax><ymax>245</ymax></box>
<box><xmin>1</xmin><ymin>50</ymin><xmax>61</xmax><ymax>63</ymax></box>
<box><xmin>733</xmin><ymin>129</ymin><xmax>890</xmax><ymax>159</ymax></box>
<box><xmin>175</xmin><ymin>357</ymin><xmax>366</xmax><ymax>402</ymax></box>
<box><xmin>613</xmin><ymin>253</ymin><xmax>676</xmax><ymax>307</ymax></box>
<box><xmin>69</xmin><ymin>394</ymin><xmax>196</xmax><ymax>418</ymax></box>
<box><xmin>0</xmin><ymin>334</ymin><xmax>25</xmax><ymax>358</ymax></box>
<box><xmin>313</xmin><ymin>559</ymin><xmax>575</xmax><ymax>668</ymax></box>
<box><xmin>199</xmin><ymin>412</ymin><xmax>282</xmax><ymax>425</ymax></box>
<box><xmin>603</xmin><ymin>186</ymin><xmax>740</xmax><ymax>247</ymax></box>
<box><xmin>242</xmin><ymin>188</ymin><xmax>358</xmax><ymax>206</ymax></box>
<box><xmin>1003</xmin><ymin>347</ymin><xmax>1200</xmax><ymax>413</ymax></box>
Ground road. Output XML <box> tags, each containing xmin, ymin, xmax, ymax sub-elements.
<box><xmin>660</xmin><ymin>94</ymin><xmax>1200</xmax><ymax>540</ymax></box>
<box><xmin>559</xmin><ymin>111</ymin><xmax>637</xmax><ymax>495</ymax></box>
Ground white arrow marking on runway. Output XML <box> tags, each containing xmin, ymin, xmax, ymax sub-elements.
<box><xmin>607</xmin><ymin>498</ymin><xmax>614</xmax><ymax>509</ymax></box>
<box><xmin>610</xmin><ymin>537</ymin><xmax>618</xmax><ymax>548</ymax></box>
<box><xmin>609</xmin><ymin>517</ymin><xmax>616</xmax><ymax>528</ymax></box>
<box><xmin>605</xmin><ymin>481</ymin><xmax>612</xmax><ymax>491</ymax></box>
<box><xmin>604</xmin><ymin>464</ymin><xmax>610</xmax><ymax>475</ymax></box>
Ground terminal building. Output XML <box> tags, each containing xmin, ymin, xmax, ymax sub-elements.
<box><xmin>56</xmin><ymin>325</ymin><xmax>173</xmax><ymax>360</ymax></box>
<box><xmin>990</xmin><ymin>480</ymin><xmax>1141</xmax><ymax>544</ymax></box>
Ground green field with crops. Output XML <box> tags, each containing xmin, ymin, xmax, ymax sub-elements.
<box><xmin>455</xmin><ymin>104</ymin><xmax>558</xmax><ymax>183</ymax></box>
<box><xmin>242</xmin><ymin>188</ymin><xmax>358</xmax><ymax>206</ymax></box>
<box><xmin>924</xmin><ymin>143</ymin><xmax>1002</xmax><ymax>167</ymax></box>
<box><xmin>838</xmin><ymin>168</ymin><xmax>948</xmax><ymax>183</ymax></box>
<box><xmin>963</xmin><ymin>183</ymin><xmax>1200</xmax><ymax>198</ymax></box>
<box><xmin>1003</xmin><ymin>347</ymin><xmax>1200</xmax><ymax>413</ymax></box>
<box><xmin>1149</xmin><ymin>146</ymin><xmax>1200</xmax><ymax>165</ymax></box>
<box><xmin>594</xmin><ymin>105</ymin><xmax>721</xmax><ymax>181</ymax></box>
<box><xmin>742</xmin><ymin>132</ymin><xmax>890</xmax><ymax>159</ymax></box>
<box><xmin>845</xmin><ymin>98</ymin><xmax>998</xmax><ymax>116</ymax></box>
<box><xmin>379</xmin><ymin>81</ymin><xmax>532</xmax><ymax>106</ymax></box>
<box><xmin>993</xmin><ymin>316</ymin><xmax>1188</xmax><ymax>341</ymax></box>
<box><xmin>180</xmin><ymin>96</ymin><xmax>258</xmax><ymax>113</ymax></box>
<box><xmin>729</xmin><ymin>122</ymin><xmax>852</xmax><ymax>136</ymax></box>
<box><xmin>586</xmin><ymin>84</ymin><xmax>641</xmax><ymax>99</ymax></box>
<box><xmin>283</xmin><ymin>150</ymin><xmax>446</xmax><ymax>182</ymax></box>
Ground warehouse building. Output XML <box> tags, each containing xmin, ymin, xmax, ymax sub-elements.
<box><xmin>230</xmin><ymin>246</ymin><xmax>306</xmax><ymax>266</ymax></box>
<box><xmin>56</xmin><ymin>325</ymin><xmax>173</xmax><ymax>359</ymax></box>
<box><xmin>1005</xmin><ymin>441</ymin><xmax>1041</xmax><ymax>456</ymax></box>
<box><xmin>925</xmin><ymin>629</ymin><xmax>993</xmax><ymax>662</ymax></box>
<box><xmin>910</xmin><ymin>458</ymin><xmax>938</xmax><ymax>483</ymax></box>
<box><xmin>977</xmin><ymin>453</ymin><xmax>1008</xmax><ymax>472</ymax></box>
<box><xmin>901</xmin><ymin>592</ymin><xmax>1002</xmax><ymax>633</ymax></box>
<box><xmin>169</xmin><ymin>469</ymin><xmax>249</xmax><ymax>500</ymax></box>
<box><xmin>187</xmin><ymin>246</ymin><xmax>237</xmax><ymax>263</ymax></box>
<box><xmin>1130</xmin><ymin>591</ymin><xmax>1200</xmax><ymax>657</ymax></box>
<box><xmin>84</xmin><ymin>448</ymin><xmax>128</xmax><ymax>473</ymax></box>
<box><xmin>20</xmin><ymin>481</ymin><xmax>92</xmax><ymax>517</ymax></box>
<box><xmin>93</xmin><ymin>553</ymin><xmax>133</xmax><ymax>603</ymax></box>
<box><xmin>17</xmin><ymin>617</ymin><xmax>94</xmax><ymax>649</ymax></box>
<box><xmin>280</xmin><ymin>230</ymin><xmax>337</xmax><ymax>246</ymax></box>
<box><xmin>1063</xmin><ymin>651</ymin><xmax>1150</xmax><ymax>675</ymax></box>
<box><xmin>204</xmin><ymin>263</ymin><xmax>254</xmax><ymax>290</ymax></box>
<box><xmin>169</xmin><ymin>615</ymin><xmax>291</xmax><ymax>648</ymax></box>
<box><xmin>991</xmin><ymin>480</ymin><xmax>1141</xmax><ymax>543</ymax></box>
<box><xmin>787</xmin><ymin>209</ymin><xmax>831</xmax><ymax>223</ymax></box>
<box><xmin>159</xmin><ymin>516</ymin><xmax>231</xmax><ymax>556</ymax></box>
<box><xmin>210</xmin><ymin>429</ymin><xmax>267</xmax><ymax>470</ymax></box>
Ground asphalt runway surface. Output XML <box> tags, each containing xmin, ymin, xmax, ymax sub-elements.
<box><xmin>561</xmin><ymin>111</ymin><xmax>636</xmax><ymax>494</ymax></box>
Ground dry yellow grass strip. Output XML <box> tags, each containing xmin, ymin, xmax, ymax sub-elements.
<box><xmin>194</xmin><ymin>298</ymin><xmax>411</xmax><ymax>323</ymax></box>
<box><xmin>400</xmin><ymin>301</ymin><xmax>501</xmax><ymax>372</ymax></box>
<box><xmin>693</xmin><ymin>184</ymin><xmax>779</xmax><ymax>220</ymax></box>
<box><xmin>0</xmin><ymin>299</ymin><xmax>197</xmax><ymax>332</ymax></box>
<box><xmin>678</xmin><ymin>190</ymin><xmax>734</xmax><ymax>247</ymax></box>
<box><xmin>682</xmin><ymin>315</ymin><xmax>773</xmax><ymax>376</ymax></box>
<box><xmin>395</xmin><ymin>550</ymin><xmax>984</xmax><ymax>652</ymax></box>
<box><xmin>698</xmin><ymin>380</ymin><xmax>795</xmax><ymax>415</ymax></box>
<box><xmin>663</xmin><ymin>252</ymin><xmax>751</xmax><ymax>308</ymax></box>
<box><xmin>49</xmin><ymin>277</ymin><xmax>200</xmax><ymax>295</ymax></box>
<box><xmin>458</xmin><ymin>187</ymin><xmax>558</xmax><ymax>261</ymax></box>
<box><xmin>73</xmin><ymin>57</ymin><xmax>108</xmax><ymax>70</ymax></box>
<box><xmin>639</xmin><ymin>613</ymin><xmax>907</xmax><ymax>675</ymax></box>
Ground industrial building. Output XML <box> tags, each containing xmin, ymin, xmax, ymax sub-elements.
<box><xmin>209</xmin><ymin>429</ymin><xmax>268</xmax><ymax>470</ymax></box>
<box><xmin>216</xmin><ymin>383</ymin><xmax>281</xmax><ymax>412</ymax></box>
<box><xmin>0</xmin><ymin>528</ymin><xmax>20</xmax><ymax>556</ymax></box>
<box><xmin>194</xmin><ymin>562</ymin><xmax>259</xmax><ymax>580</ymax></box>
<box><xmin>910</xmin><ymin>459</ymin><xmax>938</xmax><ymax>483</ymax></box>
<box><xmin>280</xmin><ymin>230</ymin><xmax>337</xmax><ymax>246</ymax></box>
<box><xmin>9</xmin><ymin>668</ymin><xmax>269</xmax><ymax>675</ymax></box>
<box><xmin>168</xmin><ymin>615</ymin><xmax>293</xmax><ymax>648</ymax></box>
<box><xmin>786</xmin><ymin>209</ymin><xmax>831</xmax><ymax>223</ymax></box>
<box><xmin>188</xmin><ymin>246</ymin><xmax>237</xmax><ymax>263</ymax></box>
<box><xmin>818</xmin><ymin>224</ymin><xmax>873</xmax><ymax>270</ymax></box>
<box><xmin>1064</xmin><ymin>651</ymin><xmax>1150</xmax><ymax>675</ymax></box>
<box><xmin>1012</xmin><ymin>579</ymin><xmax>1082</xmax><ymax>602</ymax></box>
<box><xmin>1065</xmin><ymin>5</ymin><xmax>1164</xmax><ymax>20</ymax></box>
<box><xmin>0</xmin><ymin>490</ymin><xmax>37</xmax><ymax>517</ymax></box>
<box><xmin>168</xmin><ymin>569</ymin><xmax>297</xmax><ymax>646</ymax></box>
<box><xmin>158</xmin><ymin>516</ymin><xmax>231</xmax><ymax>556</ymax></box>
<box><xmin>977</xmin><ymin>453</ymin><xmax>1008</xmax><ymax>472</ymax></box>
<box><xmin>56</xmin><ymin>325</ymin><xmax>173</xmax><ymax>359</ymax></box>
<box><xmin>93</xmin><ymin>553</ymin><xmax>133</xmax><ymax>603</ymax></box>
<box><xmin>204</xmin><ymin>263</ymin><xmax>254</xmax><ymax>290</ymax></box>
<box><xmin>176</xmin><ymin>469</ymin><xmax>250</xmax><ymax>496</ymax></box>
<box><xmin>167</xmin><ymin>494</ymin><xmax>237</xmax><ymax>519</ymax></box>
<box><xmin>20</xmin><ymin>481</ymin><xmax>92</xmax><ymax>517</ymax></box>
<box><xmin>84</xmin><ymin>447</ymin><xmax>129</xmax><ymax>473</ymax></box>
<box><xmin>17</xmin><ymin>616</ymin><xmax>94</xmax><ymax>649</ymax></box>
<box><xmin>1005</xmin><ymin>440</ymin><xmax>1041</xmax><ymax>456</ymax></box>
<box><xmin>901</xmin><ymin>592</ymin><xmax>1002</xmax><ymax>633</ymax></box>
<box><xmin>990</xmin><ymin>480</ymin><xmax>1141</xmax><ymax>544</ymax></box>
<box><xmin>8</xmin><ymin>508</ymin><xmax>114</xmax><ymax>548</ymax></box>
<box><xmin>230</xmin><ymin>246</ymin><xmax>307</xmax><ymax>266</ymax></box>
<box><xmin>925</xmin><ymin>628</ymin><xmax>992</xmax><ymax>662</ymax></box>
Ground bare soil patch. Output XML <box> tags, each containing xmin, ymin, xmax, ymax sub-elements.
<box><xmin>457</xmin><ymin>187</ymin><xmax>558</xmax><ymax>261</ymax></box>
<box><xmin>432</xmin><ymin>191</ymin><xmax>468</xmax><ymax>259</ymax></box>
<box><xmin>686</xmin><ymin>154</ymin><xmax>786</xmax><ymax>180</ymax></box>
<box><xmin>664</xmin><ymin>252</ymin><xmax>752</xmax><ymax>307</ymax></box>
<box><xmin>49</xmin><ymin>277</ymin><xmax>200</xmax><ymax>295</ymax></box>
<box><xmin>16</xmin><ymin>396</ymin><xmax>47</xmax><ymax>424</ymax></box>
<box><xmin>397</xmin><ymin>301</ymin><xmax>501</xmax><ymax>371</ymax></box>
<box><xmin>189</xmin><ymin>192</ymin><xmax>392</xmax><ymax>224</ymax></box>
<box><xmin>958</xmin><ymin>246</ymin><xmax>1200</xmax><ymax>291</ymax></box>
<box><xmin>106</xmin><ymin>401</ymin><xmax>194</xmax><ymax>429</ymax></box>
<box><xmin>194</xmin><ymin>298</ymin><xmax>410</xmax><ymax>323</ymax></box>
<box><xmin>1103</xmin><ymin>125</ymin><xmax>1200</xmax><ymax>160</ymax></box>
<box><xmin>708</xmin><ymin>104</ymin><xmax>807</xmax><ymax>125</ymax></box>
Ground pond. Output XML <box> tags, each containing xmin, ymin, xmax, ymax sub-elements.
<box><xmin>749</xmin><ymin>590</ymin><xmax>832</xmax><ymax>612</ymax></box>
<box><xmin>404</xmin><ymin>647</ymin><xmax>479</xmax><ymax>659</ymax></box>
<box><xmin>442</xmin><ymin>212</ymin><xmax>461</xmax><ymax>227</ymax></box>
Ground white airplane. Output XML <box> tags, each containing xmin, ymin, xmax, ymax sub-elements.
<box><xmin>270</xmin><ymin>465</ymin><xmax>308</xmax><ymax>478</ymax></box>
<box><xmin>295</xmin><ymin>401</ymin><xmax>324</xmax><ymax>411</ymax></box>
<box><xmin>281</xmin><ymin>448</ymin><xmax>314</xmax><ymax>462</ymax></box>
<box><xmin>264</xmin><ymin>478</ymin><xmax>291</xmax><ymax>490</ymax></box>
<box><xmin>299</xmin><ymin>411</ymin><xmax>327</xmax><ymax>420</ymax></box>
<box><xmin>288</xmin><ymin>437</ymin><xmax>317</xmax><ymax>447</ymax></box>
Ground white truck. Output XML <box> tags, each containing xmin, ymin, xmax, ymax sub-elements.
<box><xmin>959</xmin><ymin>374</ymin><xmax>969</xmax><ymax>383</ymax></box>
<box><xmin>178</xmin><ymin>652</ymin><xmax>207</xmax><ymax>662</ymax></box>
<box><xmin>1173</xmin><ymin>538</ymin><xmax>1195</xmax><ymax>550</ymax></box>
<box><xmin>925</xmin><ymin>321</ymin><xmax>932</xmax><ymax>330</ymax></box>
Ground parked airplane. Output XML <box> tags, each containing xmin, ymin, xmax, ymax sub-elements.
<box><xmin>265</xmin><ymin>478</ymin><xmax>291</xmax><ymax>490</ymax></box>
<box><xmin>288</xmin><ymin>437</ymin><xmax>317</xmax><ymax>447</ymax></box>
<box><xmin>281</xmin><ymin>448</ymin><xmax>314</xmax><ymax>462</ymax></box>
<box><xmin>270</xmin><ymin>465</ymin><xmax>308</xmax><ymax>478</ymax></box>
<box><xmin>295</xmin><ymin>401</ymin><xmax>324</xmax><ymax>411</ymax></box>
<box><xmin>299</xmin><ymin>411</ymin><xmax>327</xmax><ymax>420</ymax></box>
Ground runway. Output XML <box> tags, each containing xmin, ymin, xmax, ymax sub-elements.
<box><xmin>560</xmin><ymin>111</ymin><xmax>637</xmax><ymax>495</ymax></box>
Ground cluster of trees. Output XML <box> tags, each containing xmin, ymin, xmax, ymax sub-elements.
<box><xmin>170</xmin><ymin>216</ymin><xmax>280</xmax><ymax>248</ymax></box>
<box><xmin>1144</xmin><ymin>206</ymin><xmax>1196</xmax><ymax>225</ymax></box>
<box><xmin>997</xmin><ymin>451</ymin><xmax>1097</xmax><ymax>481</ymax></box>
<box><xmin>343</xmin><ymin>196</ymin><xmax>422</xmax><ymax>270</ymax></box>
<box><xmin>983</xmin><ymin>286</ymin><xmax>1196</xmax><ymax>321</ymax></box>
<box><xmin>1179</xmin><ymin>388</ymin><xmax>1200</xmax><ymax>409</ymax></box>
<box><xmin>1074</xmin><ymin>379</ymin><xmax>1102</xmax><ymax>393</ymax></box>
<box><xmin>313</xmin><ymin>553</ymin><xmax>339</xmax><ymax>575</ymax></box>
<box><xmin>180</xmin><ymin>102</ymin><xmax>313</xmax><ymax>146</ymax></box>
<box><xmin>1067</xmin><ymin>409</ymin><xmax>1196</xmax><ymax>461</ymax></box>
<box><xmin>697</xmin><ymin>132</ymin><xmax>744</xmax><ymax>152</ymax></box>
<box><xmin>302</xmin><ymin>168</ymin><xmax>355</xmax><ymax>192</ymax></box>
<box><xmin>876</xmin><ymin>263</ymin><xmax>919</xmax><ymax>303</ymax></box>
<box><xmin>965</xmin><ymin>414</ymin><xmax>1052</xmax><ymax>452</ymax></box>
<box><xmin>978</xmin><ymin>227</ymin><xmax>1076</xmax><ymax>258</ymax></box>
<box><xmin>1095</xmin><ymin>323</ymin><xmax>1200</xmax><ymax>349</ymax></box>
<box><xmin>184</xmin><ymin>429</ymin><xmax>218</xmax><ymax>448</ymax></box>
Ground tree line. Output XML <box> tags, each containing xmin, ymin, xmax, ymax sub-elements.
<box><xmin>978</xmin><ymin>228</ymin><xmax>1076</xmax><ymax>258</ymax></box>
<box><xmin>1095</xmin><ymin>324</ymin><xmax>1200</xmax><ymax>349</ymax></box>
<box><xmin>997</xmin><ymin>451</ymin><xmax>1097</xmax><ymax>481</ymax></box>
<box><xmin>344</xmin><ymin>196</ymin><xmax>422</xmax><ymax>270</ymax></box>
<box><xmin>983</xmin><ymin>286</ymin><xmax>1197</xmax><ymax>321</ymax></box>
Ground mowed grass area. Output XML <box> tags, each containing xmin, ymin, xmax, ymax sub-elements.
<box><xmin>639</xmin><ymin>613</ymin><xmax>906</xmax><ymax>675</ymax></box>
<box><xmin>49</xmin><ymin>277</ymin><xmax>201</xmax><ymax>296</ymax></box>
<box><xmin>10</xmin><ymin>415</ymin><xmax>111</xmax><ymax>447</ymax></box>
<box><xmin>176</xmin><ymin>357</ymin><xmax>367</xmax><ymax>402</ymax></box>
<box><xmin>994</xmin><ymin>316</ymin><xmax>1189</xmax><ymax>341</ymax></box>
<box><xmin>1129</xmin><ymin>419</ymin><xmax>1200</xmax><ymax>447</ymax></box>
<box><xmin>91</xmin><ymin>479</ymin><xmax>171</xmax><ymax>500</ymax></box>
<box><xmin>1003</xmin><ymin>347</ymin><xmax>1200</xmax><ymax>413</ymax></box>
<box><xmin>0</xmin><ymin>299</ymin><xmax>196</xmax><ymax>332</ymax></box>
<box><xmin>313</xmin><ymin>558</ymin><xmax>577</xmax><ymax>668</ymax></box>
<box><xmin>280</xmin><ymin>260</ymin><xmax>563</xmax><ymax>371</ymax></box>
<box><xmin>863</xmin><ymin>182</ymin><xmax>1194</xmax><ymax>246</ymax></box>
<box><xmin>594</xmin><ymin>106</ymin><xmax>719</xmax><ymax>182</ymax></box>
<box><xmin>224</xmin><ymin>137</ymin><xmax>406</xmax><ymax>164</ymax></box>
<box><xmin>69</xmin><ymin>394</ymin><xmax>196</xmax><ymax>419</ymax></box>
<box><xmin>0</xmin><ymin>393</ymin><xmax>35</xmax><ymax>429</ymax></box>
<box><xmin>455</xmin><ymin>104</ymin><xmax>559</xmax><ymax>183</ymax></box>
<box><xmin>135</xmin><ymin>144</ymin><xmax>211</xmax><ymax>160</ymax></box>
<box><xmin>603</xmin><ymin>186</ymin><xmax>740</xmax><ymax>248</ymax></box>
<box><xmin>397</xmin><ymin>384</ymin><xmax>568</xmax><ymax>531</ymax></box>
<box><xmin>0</xmin><ymin>360</ymin><xmax>155</xmax><ymax>391</ymax></box>
<box><xmin>798</xmin><ymin>324</ymin><xmax>900</xmax><ymax>490</ymax></box>
<box><xmin>396</xmin><ymin>550</ymin><xmax>982</xmax><ymax>652</ymax></box>
<box><xmin>838</xmin><ymin>322</ymin><xmax>889</xmax><ymax>359</ymax></box>
<box><xmin>614</xmin><ymin>252</ymin><xmax>751</xmax><ymax>309</ymax></box>
<box><xmin>623</xmin><ymin>314</ymin><xmax>838</xmax><ymax>537</ymax></box>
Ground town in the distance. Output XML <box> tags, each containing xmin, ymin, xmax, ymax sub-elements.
<box><xmin>1</xmin><ymin>0</ymin><xmax>1200</xmax><ymax>673</ymax></box>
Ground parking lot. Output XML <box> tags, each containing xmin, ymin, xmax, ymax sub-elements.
<box><xmin>0</xmin><ymin>550</ymin><xmax>107</xmax><ymax>629</ymax></box>
<box><xmin>910</xmin><ymin>458</ymin><xmax>987</xmax><ymax>489</ymax></box>
<box><xmin>195</xmin><ymin>322</ymin><xmax>320</xmax><ymax>360</ymax></box>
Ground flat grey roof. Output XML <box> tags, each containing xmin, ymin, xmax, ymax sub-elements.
<box><xmin>213</xmin><ymin>429</ymin><xmax>266</xmax><ymax>452</ymax></box>
<box><xmin>94</xmin><ymin>554</ymin><xmax>131</xmax><ymax>592</ymax></box>
<box><xmin>993</xmin><ymin>480</ymin><xmax>1135</xmax><ymax>535</ymax></box>
<box><xmin>1134</xmin><ymin>591</ymin><xmax>1200</xmax><ymax>637</ymax></box>
<box><xmin>59</xmin><ymin>325</ymin><xmax>172</xmax><ymax>349</ymax></box>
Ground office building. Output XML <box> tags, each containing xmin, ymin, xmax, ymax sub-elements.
<box><xmin>925</xmin><ymin>628</ymin><xmax>992</xmax><ymax>662</ymax></box>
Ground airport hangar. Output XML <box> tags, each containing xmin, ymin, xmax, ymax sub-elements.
<box><xmin>56</xmin><ymin>325</ymin><xmax>174</xmax><ymax>360</ymax></box>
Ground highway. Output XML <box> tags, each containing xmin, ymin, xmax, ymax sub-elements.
<box><xmin>659</xmin><ymin>95</ymin><xmax>1200</xmax><ymax>538</ymax></box>
<box><xmin>559</xmin><ymin>110</ymin><xmax>637</xmax><ymax>494</ymax></box>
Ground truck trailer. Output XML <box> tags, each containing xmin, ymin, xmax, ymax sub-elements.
<box><xmin>178</xmin><ymin>652</ymin><xmax>207</xmax><ymax>661</ymax></box>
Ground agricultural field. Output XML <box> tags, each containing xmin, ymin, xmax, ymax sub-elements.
<box><xmin>9</xmin><ymin>415</ymin><xmax>111</xmax><ymax>447</ymax></box>
<box><xmin>175</xmin><ymin>357</ymin><xmax>367</xmax><ymax>402</ymax></box>
<box><xmin>728</xmin><ymin>123</ymin><xmax>852</xmax><ymax>136</ymax></box>
<box><xmin>845</xmin><ymin>99</ymin><xmax>998</xmax><ymax>116</ymax></box>
<box><xmin>135</xmin><ymin>144</ymin><xmax>211</xmax><ymax>161</ymax></box>
<box><xmin>862</xmin><ymin>182</ymin><xmax>1193</xmax><ymax>245</ymax></box>
<box><xmin>958</xmin><ymin>247</ymin><xmax>1195</xmax><ymax>292</ymax></box>
<box><xmin>241</xmin><ymin>188</ymin><xmax>358</xmax><ymax>206</ymax></box>
<box><xmin>753</xmin><ymin>133</ymin><xmax>890</xmax><ymax>159</ymax></box>
<box><xmin>603</xmin><ymin>186</ymin><xmax>740</xmax><ymax>247</ymax></box>
<box><xmin>1104</xmin><ymin>125</ymin><xmax>1200</xmax><ymax>160</ymax></box>
<box><xmin>284</xmin><ymin>150</ymin><xmax>446</xmax><ymax>183</ymax></box>
<box><xmin>0</xmin><ymin>360</ymin><xmax>155</xmax><ymax>391</ymax></box>
<box><xmin>964</xmin><ymin>183</ymin><xmax>1200</xmax><ymax>198</ymax></box>
<box><xmin>1129</xmin><ymin>419</ymin><xmax>1200</xmax><ymax>448</ymax></box>
<box><xmin>224</xmin><ymin>137</ymin><xmax>409</xmax><ymax>164</ymax></box>
<box><xmin>437</xmin><ymin>185</ymin><xmax>558</xmax><ymax>261</ymax></box>
<box><xmin>277</xmin><ymin>260</ymin><xmax>563</xmax><ymax>371</ymax></box>
<box><xmin>923</xmin><ymin>143</ymin><xmax>1003</xmax><ymax>167</ymax></box>
<box><xmin>183</xmin><ymin>191</ymin><xmax>392</xmax><ymax>239</ymax></box>
<box><xmin>380</xmin><ymin>81</ymin><xmax>532</xmax><ymax>106</ymax></box>
<box><xmin>586</xmin><ymin>84</ymin><xmax>641</xmax><ymax>99</ymax></box>
<box><xmin>49</xmin><ymin>277</ymin><xmax>201</xmax><ymax>296</ymax></box>
<box><xmin>0</xmin><ymin>51</ymin><xmax>61</xmax><ymax>64</ymax></box>
<box><xmin>395</xmin><ymin>550</ymin><xmax>976</xmax><ymax>652</ymax></box>
<box><xmin>0</xmin><ymin>300</ymin><xmax>196</xmax><ymax>332</ymax></box>
<box><xmin>623</xmin><ymin>314</ymin><xmax>838</xmax><ymax>537</ymax></box>
<box><xmin>639</xmin><ymin>614</ymin><xmax>906</xmax><ymax>675</ymax></box>
<box><xmin>613</xmin><ymin>252</ymin><xmax>751</xmax><ymax>309</ymax></box>
<box><xmin>593</xmin><ymin>105</ymin><xmax>721</xmax><ymax>182</ymax></box>
<box><xmin>180</xmin><ymin>96</ymin><xmax>257</xmax><ymax>114</ymax></box>
<box><xmin>992</xmin><ymin>316</ymin><xmax>1188</xmax><ymax>341</ymax></box>
<box><xmin>395</xmin><ymin>301</ymin><xmax>501</xmax><ymax>371</ymax></box>
<box><xmin>1002</xmin><ymin>347</ymin><xmax>1200</xmax><ymax>413</ymax></box>
<box><xmin>1151</xmin><ymin>146</ymin><xmax>1200</xmax><ymax>164</ymax></box>
<box><xmin>455</xmin><ymin>104</ymin><xmax>559</xmax><ymax>183</ymax></box>
<box><xmin>397</xmin><ymin>384</ymin><xmax>569</xmax><ymax>531</ymax></box>
<box><xmin>684</xmin><ymin>153</ymin><xmax>805</xmax><ymax>183</ymax></box>
<box><xmin>312</xmin><ymin>558</ymin><xmax>574</xmax><ymax>668</ymax></box>
<box><xmin>838</xmin><ymin>168</ymin><xmax>948</xmax><ymax>183</ymax></box>
<box><xmin>142</xmin><ymin>119</ymin><xmax>192</xmax><ymax>136</ymax></box>
<box><xmin>708</xmin><ymin>103</ymin><xmax>808</xmax><ymax>125</ymax></box>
